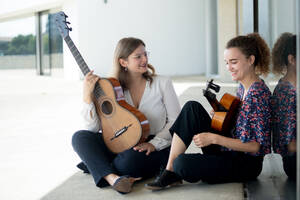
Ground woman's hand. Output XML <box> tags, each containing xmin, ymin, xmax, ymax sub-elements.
<box><xmin>83</xmin><ymin>70</ymin><xmax>100</xmax><ymax>104</ymax></box>
<box><xmin>209</xmin><ymin>109</ymin><xmax>215</xmax><ymax>117</ymax></box>
<box><xmin>193</xmin><ymin>132</ymin><xmax>216</xmax><ymax>148</ymax></box>
<box><xmin>288</xmin><ymin>140</ymin><xmax>297</xmax><ymax>153</ymax></box>
<box><xmin>194</xmin><ymin>133</ymin><xmax>261</xmax><ymax>153</ymax></box>
<box><xmin>133</xmin><ymin>142</ymin><xmax>156</xmax><ymax>155</ymax></box>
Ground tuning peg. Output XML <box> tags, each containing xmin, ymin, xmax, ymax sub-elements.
<box><xmin>64</xmin><ymin>27</ymin><xmax>72</xmax><ymax>31</ymax></box>
<box><xmin>63</xmin><ymin>20</ymin><xmax>71</xmax><ymax>25</ymax></box>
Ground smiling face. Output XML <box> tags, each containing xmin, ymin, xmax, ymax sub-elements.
<box><xmin>224</xmin><ymin>47</ymin><xmax>255</xmax><ymax>82</ymax></box>
<box><xmin>119</xmin><ymin>44</ymin><xmax>149</xmax><ymax>74</ymax></box>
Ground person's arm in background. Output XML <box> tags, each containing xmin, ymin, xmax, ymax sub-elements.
<box><xmin>81</xmin><ymin>70</ymin><xmax>101</xmax><ymax>132</ymax></box>
<box><xmin>148</xmin><ymin>78</ymin><xmax>181</xmax><ymax>151</ymax></box>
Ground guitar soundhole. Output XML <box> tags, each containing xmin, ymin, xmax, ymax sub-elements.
<box><xmin>101</xmin><ymin>100</ymin><xmax>113</xmax><ymax>115</ymax></box>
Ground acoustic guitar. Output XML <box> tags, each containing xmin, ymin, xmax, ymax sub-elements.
<box><xmin>55</xmin><ymin>11</ymin><xmax>150</xmax><ymax>153</ymax></box>
<box><xmin>203</xmin><ymin>79</ymin><xmax>240</xmax><ymax>135</ymax></box>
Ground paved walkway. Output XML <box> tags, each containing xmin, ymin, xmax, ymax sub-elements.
<box><xmin>0</xmin><ymin>69</ymin><xmax>83</xmax><ymax>200</ymax></box>
<box><xmin>0</xmin><ymin>69</ymin><xmax>282</xmax><ymax>200</ymax></box>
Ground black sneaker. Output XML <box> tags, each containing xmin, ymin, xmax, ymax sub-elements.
<box><xmin>145</xmin><ymin>169</ymin><xmax>182</xmax><ymax>190</ymax></box>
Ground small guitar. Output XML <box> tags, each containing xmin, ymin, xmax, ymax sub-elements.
<box><xmin>203</xmin><ymin>79</ymin><xmax>240</xmax><ymax>135</ymax></box>
<box><xmin>55</xmin><ymin>11</ymin><xmax>150</xmax><ymax>153</ymax></box>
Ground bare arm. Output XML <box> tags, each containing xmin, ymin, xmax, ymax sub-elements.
<box><xmin>288</xmin><ymin>140</ymin><xmax>297</xmax><ymax>153</ymax></box>
<box><xmin>214</xmin><ymin>134</ymin><xmax>260</xmax><ymax>153</ymax></box>
<box><xmin>193</xmin><ymin>133</ymin><xmax>260</xmax><ymax>153</ymax></box>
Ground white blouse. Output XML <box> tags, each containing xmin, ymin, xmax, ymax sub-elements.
<box><xmin>81</xmin><ymin>75</ymin><xmax>181</xmax><ymax>151</ymax></box>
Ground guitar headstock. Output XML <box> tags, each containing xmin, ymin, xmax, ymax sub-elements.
<box><xmin>206</xmin><ymin>79</ymin><xmax>220</xmax><ymax>93</ymax></box>
<box><xmin>55</xmin><ymin>11</ymin><xmax>72</xmax><ymax>39</ymax></box>
<box><xmin>203</xmin><ymin>79</ymin><xmax>219</xmax><ymax>100</ymax></box>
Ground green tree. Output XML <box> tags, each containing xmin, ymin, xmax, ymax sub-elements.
<box><xmin>0</xmin><ymin>41</ymin><xmax>9</xmax><ymax>55</ymax></box>
<box><xmin>6</xmin><ymin>34</ymin><xmax>36</xmax><ymax>55</ymax></box>
<box><xmin>42</xmin><ymin>33</ymin><xmax>50</xmax><ymax>54</ymax></box>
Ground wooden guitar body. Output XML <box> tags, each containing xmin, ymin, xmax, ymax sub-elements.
<box><xmin>203</xmin><ymin>79</ymin><xmax>240</xmax><ymax>135</ymax></box>
<box><xmin>211</xmin><ymin>93</ymin><xmax>240</xmax><ymax>133</ymax></box>
<box><xmin>94</xmin><ymin>78</ymin><xmax>150</xmax><ymax>153</ymax></box>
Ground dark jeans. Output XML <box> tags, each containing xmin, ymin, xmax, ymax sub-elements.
<box><xmin>169</xmin><ymin>101</ymin><xmax>263</xmax><ymax>184</ymax></box>
<box><xmin>283</xmin><ymin>154</ymin><xmax>296</xmax><ymax>180</ymax></box>
<box><xmin>72</xmin><ymin>130</ymin><xmax>170</xmax><ymax>187</ymax></box>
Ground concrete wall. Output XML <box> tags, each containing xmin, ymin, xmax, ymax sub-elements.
<box><xmin>217</xmin><ymin>0</ymin><xmax>238</xmax><ymax>82</ymax></box>
<box><xmin>74</xmin><ymin>0</ymin><xmax>212</xmax><ymax>78</ymax></box>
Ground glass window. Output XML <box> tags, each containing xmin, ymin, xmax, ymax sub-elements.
<box><xmin>40</xmin><ymin>12</ymin><xmax>63</xmax><ymax>75</ymax></box>
<box><xmin>0</xmin><ymin>16</ymin><xmax>36</xmax><ymax>71</ymax></box>
<box><xmin>0</xmin><ymin>12</ymin><xmax>63</xmax><ymax>75</ymax></box>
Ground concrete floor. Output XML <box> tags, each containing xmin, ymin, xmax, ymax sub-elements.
<box><xmin>0</xmin><ymin>69</ymin><xmax>289</xmax><ymax>200</ymax></box>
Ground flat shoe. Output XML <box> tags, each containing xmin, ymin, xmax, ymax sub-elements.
<box><xmin>112</xmin><ymin>175</ymin><xmax>133</xmax><ymax>194</ymax></box>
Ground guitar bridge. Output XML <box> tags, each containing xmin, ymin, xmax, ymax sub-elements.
<box><xmin>110</xmin><ymin>124</ymin><xmax>133</xmax><ymax>141</ymax></box>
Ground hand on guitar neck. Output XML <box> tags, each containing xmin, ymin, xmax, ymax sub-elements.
<box><xmin>83</xmin><ymin>71</ymin><xmax>100</xmax><ymax>104</ymax></box>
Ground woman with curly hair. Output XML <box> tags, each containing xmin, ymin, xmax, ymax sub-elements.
<box><xmin>271</xmin><ymin>32</ymin><xmax>296</xmax><ymax>180</ymax></box>
<box><xmin>146</xmin><ymin>33</ymin><xmax>272</xmax><ymax>190</ymax></box>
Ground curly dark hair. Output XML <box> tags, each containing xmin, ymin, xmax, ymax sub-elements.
<box><xmin>226</xmin><ymin>32</ymin><xmax>270</xmax><ymax>76</ymax></box>
<box><xmin>271</xmin><ymin>32</ymin><xmax>296</xmax><ymax>75</ymax></box>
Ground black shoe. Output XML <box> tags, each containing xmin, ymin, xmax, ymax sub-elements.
<box><xmin>77</xmin><ymin>162</ymin><xmax>90</xmax><ymax>173</ymax></box>
<box><xmin>145</xmin><ymin>169</ymin><xmax>182</xmax><ymax>190</ymax></box>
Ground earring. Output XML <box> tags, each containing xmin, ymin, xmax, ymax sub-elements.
<box><xmin>125</xmin><ymin>67</ymin><xmax>128</xmax><ymax>72</ymax></box>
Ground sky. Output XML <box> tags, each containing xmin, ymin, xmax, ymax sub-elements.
<box><xmin>0</xmin><ymin>16</ymin><xmax>35</xmax><ymax>38</ymax></box>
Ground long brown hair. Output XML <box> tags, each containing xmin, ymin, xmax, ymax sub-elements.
<box><xmin>226</xmin><ymin>33</ymin><xmax>270</xmax><ymax>76</ymax></box>
<box><xmin>112</xmin><ymin>37</ymin><xmax>156</xmax><ymax>90</ymax></box>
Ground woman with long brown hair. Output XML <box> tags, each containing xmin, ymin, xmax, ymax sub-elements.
<box><xmin>72</xmin><ymin>37</ymin><xmax>180</xmax><ymax>194</ymax></box>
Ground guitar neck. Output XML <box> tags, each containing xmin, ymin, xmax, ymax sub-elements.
<box><xmin>208</xmin><ymin>99</ymin><xmax>221</xmax><ymax>111</ymax></box>
<box><xmin>64</xmin><ymin>35</ymin><xmax>104</xmax><ymax>98</ymax></box>
<box><xmin>203</xmin><ymin>90</ymin><xmax>226</xmax><ymax>112</ymax></box>
<box><xmin>64</xmin><ymin>35</ymin><xmax>90</xmax><ymax>76</ymax></box>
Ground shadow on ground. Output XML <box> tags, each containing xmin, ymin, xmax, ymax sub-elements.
<box><xmin>40</xmin><ymin>85</ymin><xmax>243</xmax><ymax>200</ymax></box>
<box><xmin>40</xmin><ymin>171</ymin><xmax>243</xmax><ymax>200</ymax></box>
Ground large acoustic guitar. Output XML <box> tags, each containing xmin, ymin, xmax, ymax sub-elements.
<box><xmin>55</xmin><ymin>12</ymin><xmax>150</xmax><ymax>153</ymax></box>
<box><xmin>203</xmin><ymin>79</ymin><xmax>240</xmax><ymax>136</ymax></box>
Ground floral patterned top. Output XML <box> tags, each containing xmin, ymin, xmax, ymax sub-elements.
<box><xmin>271</xmin><ymin>79</ymin><xmax>296</xmax><ymax>157</ymax></box>
<box><xmin>223</xmin><ymin>80</ymin><xmax>272</xmax><ymax>156</ymax></box>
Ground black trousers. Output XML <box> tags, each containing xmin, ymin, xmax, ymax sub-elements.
<box><xmin>169</xmin><ymin>101</ymin><xmax>263</xmax><ymax>184</ymax></box>
<box><xmin>72</xmin><ymin>130</ymin><xmax>170</xmax><ymax>187</ymax></box>
<box><xmin>283</xmin><ymin>154</ymin><xmax>296</xmax><ymax>180</ymax></box>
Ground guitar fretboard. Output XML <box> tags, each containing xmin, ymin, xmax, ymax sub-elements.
<box><xmin>64</xmin><ymin>36</ymin><xmax>104</xmax><ymax>99</ymax></box>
